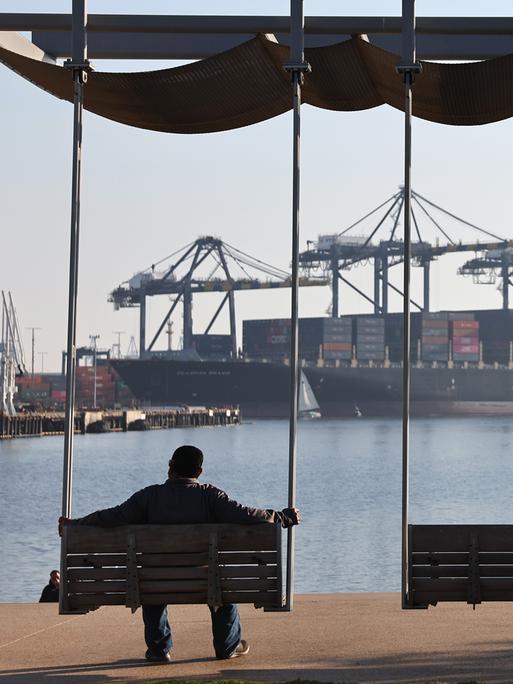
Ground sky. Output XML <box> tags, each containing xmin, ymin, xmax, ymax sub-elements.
<box><xmin>2</xmin><ymin>1</ymin><xmax>513</xmax><ymax>372</ymax></box>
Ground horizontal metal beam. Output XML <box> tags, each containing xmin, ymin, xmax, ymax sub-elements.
<box><xmin>2</xmin><ymin>14</ymin><xmax>513</xmax><ymax>35</ymax></box>
<box><xmin>31</xmin><ymin>31</ymin><xmax>513</xmax><ymax>61</ymax></box>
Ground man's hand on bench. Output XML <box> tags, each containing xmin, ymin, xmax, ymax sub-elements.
<box><xmin>58</xmin><ymin>516</ymin><xmax>72</xmax><ymax>537</ymax></box>
<box><xmin>279</xmin><ymin>507</ymin><xmax>301</xmax><ymax>528</ymax></box>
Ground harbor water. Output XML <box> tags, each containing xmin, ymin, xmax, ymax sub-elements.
<box><xmin>2</xmin><ymin>416</ymin><xmax>513</xmax><ymax>603</ymax></box>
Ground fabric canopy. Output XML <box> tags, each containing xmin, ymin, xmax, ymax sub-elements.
<box><xmin>2</xmin><ymin>33</ymin><xmax>513</xmax><ymax>133</ymax></box>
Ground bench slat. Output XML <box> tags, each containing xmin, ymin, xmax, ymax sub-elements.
<box><xmin>68</xmin><ymin>580</ymin><xmax>126</xmax><ymax>593</ymax></box>
<box><xmin>412</xmin><ymin>551</ymin><xmax>513</xmax><ymax>565</ymax></box>
<box><xmin>65</xmin><ymin>524</ymin><xmax>277</xmax><ymax>554</ymax></box>
<box><xmin>220</xmin><ymin>566</ymin><xmax>277</xmax><ymax>579</ymax></box>
<box><xmin>411</xmin><ymin>525</ymin><xmax>513</xmax><ymax>553</ymax></box>
<box><xmin>413</xmin><ymin>565</ymin><xmax>513</xmax><ymax>578</ymax></box>
<box><xmin>68</xmin><ymin>568</ymin><xmax>127</xmax><ymax>581</ymax></box>
<box><xmin>219</xmin><ymin>551</ymin><xmax>278</xmax><ymax>565</ymax></box>
<box><xmin>221</xmin><ymin>591</ymin><xmax>279</xmax><ymax>605</ymax></box>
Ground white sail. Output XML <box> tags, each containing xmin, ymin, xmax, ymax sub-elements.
<box><xmin>299</xmin><ymin>371</ymin><xmax>320</xmax><ymax>413</ymax></box>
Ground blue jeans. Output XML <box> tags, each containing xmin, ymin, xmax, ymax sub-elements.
<box><xmin>142</xmin><ymin>603</ymin><xmax>241</xmax><ymax>659</ymax></box>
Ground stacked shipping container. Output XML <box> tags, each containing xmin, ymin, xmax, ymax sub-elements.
<box><xmin>421</xmin><ymin>313</ymin><xmax>448</xmax><ymax>361</ymax></box>
<box><xmin>355</xmin><ymin>316</ymin><xmax>385</xmax><ymax>361</ymax></box>
<box><xmin>451</xmin><ymin>313</ymin><xmax>479</xmax><ymax>362</ymax></box>
<box><xmin>320</xmin><ymin>317</ymin><xmax>352</xmax><ymax>361</ymax></box>
<box><xmin>242</xmin><ymin>317</ymin><xmax>353</xmax><ymax>362</ymax></box>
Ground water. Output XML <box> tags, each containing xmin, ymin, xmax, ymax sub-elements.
<box><xmin>2</xmin><ymin>416</ymin><xmax>513</xmax><ymax>603</ymax></box>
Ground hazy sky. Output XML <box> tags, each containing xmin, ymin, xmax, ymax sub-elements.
<box><xmin>2</xmin><ymin>1</ymin><xmax>513</xmax><ymax>371</ymax></box>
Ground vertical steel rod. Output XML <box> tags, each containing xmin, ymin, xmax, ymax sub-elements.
<box><xmin>60</xmin><ymin>0</ymin><xmax>88</xmax><ymax>615</ymax></box>
<box><xmin>399</xmin><ymin>0</ymin><xmax>419</xmax><ymax>610</ymax></box>
<box><xmin>285</xmin><ymin>0</ymin><xmax>306</xmax><ymax>612</ymax></box>
<box><xmin>61</xmin><ymin>73</ymin><xmax>84</xmax><ymax>521</ymax></box>
<box><xmin>401</xmin><ymin>67</ymin><xmax>413</xmax><ymax>609</ymax></box>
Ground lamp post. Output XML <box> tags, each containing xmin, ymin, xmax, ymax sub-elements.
<box><xmin>38</xmin><ymin>351</ymin><xmax>47</xmax><ymax>374</ymax></box>
<box><xmin>26</xmin><ymin>327</ymin><xmax>41</xmax><ymax>383</ymax></box>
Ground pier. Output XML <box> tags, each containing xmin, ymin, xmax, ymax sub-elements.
<box><xmin>0</xmin><ymin>406</ymin><xmax>239</xmax><ymax>439</ymax></box>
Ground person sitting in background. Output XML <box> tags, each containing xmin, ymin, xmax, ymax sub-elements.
<box><xmin>59</xmin><ymin>444</ymin><xmax>300</xmax><ymax>664</ymax></box>
<box><xmin>39</xmin><ymin>569</ymin><xmax>60</xmax><ymax>603</ymax></box>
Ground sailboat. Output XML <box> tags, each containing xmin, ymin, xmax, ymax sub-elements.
<box><xmin>299</xmin><ymin>371</ymin><xmax>322</xmax><ymax>420</ymax></box>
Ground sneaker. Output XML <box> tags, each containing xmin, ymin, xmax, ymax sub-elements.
<box><xmin>225</xmin><ymin>640</ymin><xmax>250</xmax><ymax>659</ymax></box>
<box><xmin>145</xmin><ymin>650</ymin><xmax>171</xmax><ymax>663</ymax></box>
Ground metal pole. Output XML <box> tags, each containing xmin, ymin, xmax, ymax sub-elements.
<box><xmin>397</xmin><ymin>0</ymin><xmax>420</xmax><ymax>609</ymax></box>
<box><xmin>331</xmin><ymin>256</ymin><xmax>339</xmax><ymax>318</ymax></box>
<box><xmin>139</xmin><ymin>290</ymin><xmax>146</xmax><ymax>357</ymax></box>
<box><xmin>374</xmin><ymin>256</ymin><xmax>381</xmax><ymax>315</ymax></box>
<box><xmin>423</xmin><ymin>260</ymin><xmax>430</xmax><ymax>312</ymax></box>
<box><xmin>89</xmin><ymin>334</ymin><xmax>99</xmax><ymax>408</ymax></box>
<box><xmin>502</xmin><ymin>257</ymin><xmax>509</xmax><ymax>310</ymax></box>
<box><xmin>284</xmin><ymin>0</ymin><xmax>309</xmax><ymax>613</ymax></box>
<box><xmin>60</xmin><ymin>0</ymin><xmax>89</xmax><ymax>615</ymax></box>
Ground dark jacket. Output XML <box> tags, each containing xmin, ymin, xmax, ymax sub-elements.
<box><xmin>39</xmin><ymin>582</ymin><xmax>59</xmax><ymax>603</ymax></box>
<box><xmin>71</xmin><ymin>478</ymin><xmax>292</xmax><ymax>527</ymax></box>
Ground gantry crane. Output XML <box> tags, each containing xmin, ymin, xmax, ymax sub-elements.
<box><xmin>299</xmin><ymin>187</ymin><xmax>513</xmax><ymax>316</ymax></box>
<box><xmin>1</xmin><ymin>291</ymin><xmax>27</xmax><ymax>415</ymax></box>
<box><xmin>459</xmin><ymin>248</ymin><xmax>513</xmax><ymax>310</ymax></box>
<box><xmin>109</xmin><ymin>236</ymin><xmax>328</xmax><ymax>358</ymax></box>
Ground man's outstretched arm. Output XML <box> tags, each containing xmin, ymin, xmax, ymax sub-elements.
<box><xmin>210</xmin><ymin>488</ymin><xmax>300</xmax><ymax>528</ymax></box>
<box><xmin>59</xmin><ymin>489</ymin><xmax>149</xmax><ymax>535</ymax></box>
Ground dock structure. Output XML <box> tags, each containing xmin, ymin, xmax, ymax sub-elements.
<box><xmin>0</xmin><ymin>406</ymin><xmax>239</xmax><ymax>439</ymax></box>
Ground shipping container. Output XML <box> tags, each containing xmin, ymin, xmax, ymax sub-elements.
<box><xmin>449</xmin><ymin>312</ymin><xmax>475</xmax><ymax>320</ymax></box>
<box><xmin>422</xmin><ymin>335</ymin><xmax>449</xmax><ymax>344</ymax></box>
<box><xmin>453</xmin><ymin>353</ymin><xmax>480</xmax><ymax>362</ymax></box>
<box><xmin>452</xmin><ymin>328</ymin><xmax>479</xmax><ymax>337</ymax></box>
<box><xmin>422</xmin><ymin>319</ymin><xmax>448</xmax><ymax>329</ymax></box>
<box><xmin>453</xmin><ymin>344</ymin><xmax>479</xmax><ymax>353</ymax></box>
<box><xmin>423</xmin><ymin>312</ymin><xmax>449</xmax><ymax>320</ymax></box>
<box><xmin>422</xmin><ymin>327</ymin><xmax>450</xmax><ymax>336</ymax></box>
<box><xmin>452</xmin><ymin>336</ymin><xmax>478</xmax><ymax>345</ymax></box>
<box><xmin>323</xmin><ymin>351</ymin><xmax>352</xmax><ymax>360</ymax></box>
<box><xmin>452</xmin><ymin>320</ymin><xmax>479</xmax><ymax>329</ymax></box>
<box><xmin>322</xmin><ymin>342</ymin><xmax>352</xmax><ymax>351</ymax></box>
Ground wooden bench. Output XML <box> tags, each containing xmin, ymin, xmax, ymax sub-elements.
<box><xmin>408</xmin><ymin>524</ymin><xmax>513</xmax><ymax>608</ymax></box>
<box><xmin>61</xmin><ymin>522</ymin><xmax>283</xmax><ymax>614</ymax></box>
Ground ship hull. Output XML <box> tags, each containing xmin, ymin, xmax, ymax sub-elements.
<box><xmin>111</xmin><ymin>359</ymin><xmax>513</xmax><ymax>418</ymax></box>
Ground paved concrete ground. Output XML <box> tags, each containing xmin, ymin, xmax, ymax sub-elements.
<box><xmin>1</xmin><ymin>593</ymin><xmax>513</xmax><ymax>683</ymax></box>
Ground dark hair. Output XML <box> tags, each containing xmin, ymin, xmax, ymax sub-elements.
<box><xmin>169</xmin><ymin>445</ymin><xmax>204</xmax><ymax>477</ymax></box>
<box><xmin>50</xmin><ymin>570</ymin><xmax>59</xmax><ymax>576</ymax></box>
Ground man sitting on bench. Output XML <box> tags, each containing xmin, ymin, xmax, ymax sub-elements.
<box><xmin>59</xmin><ymin>444</ymin><xmax>300</xmax><ymax>664</ymax></box>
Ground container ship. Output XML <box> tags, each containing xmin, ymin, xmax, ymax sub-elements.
<box><xmin>110</xmin><ymin>308</ymin><xmax>513</xmax><ymax>417</ymax></box>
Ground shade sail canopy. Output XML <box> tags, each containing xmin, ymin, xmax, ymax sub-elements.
<box><xmin>2</xmin><ymin>33</ymin><xmax>513</xmax><ymax>132</ymax></box>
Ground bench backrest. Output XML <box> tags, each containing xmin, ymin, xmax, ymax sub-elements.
<box><xmin>61</xmin><ymin>522</ymin><xmax>283</xmax><ymax>614</ymax></box>
<box><xmin>409</xmin><ymin>524</ymin><xmax>513</xmax><ymax>607</ymax></box>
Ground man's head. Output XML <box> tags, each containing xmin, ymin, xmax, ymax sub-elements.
<box><xmin>168</xmin><ymin>445</ymin><xmax>204</xmax><ymax>479</ymax></box>
<box><xmin>50</xmin><ymin>570</ymin><xmax>60</xmax><ymax>586</ymax></box>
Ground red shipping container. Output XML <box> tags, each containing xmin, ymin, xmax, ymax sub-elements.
<box><xmin>452</xmin><ymin>320</ymin><xmax>479</xmax><ymax>329</ymax></box>
<box><xmin>453</xmin><ymin>343</ymin><xmax>479</xmax><ymax>353</ymax></box>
